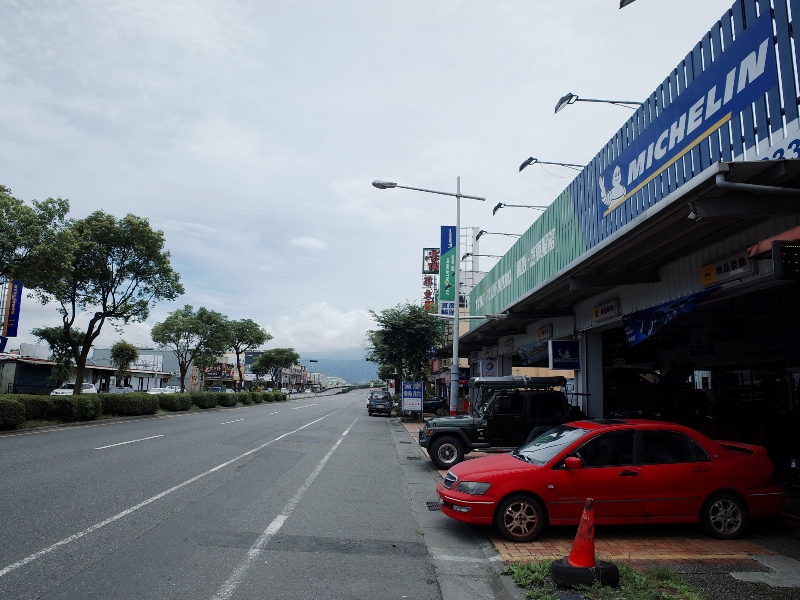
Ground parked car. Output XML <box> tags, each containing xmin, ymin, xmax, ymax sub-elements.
<box><xmin>419</xmin><ymin>376</ymin><xmax>575</xmax><ymax>470</ymax></box>
<box><xmin>436</xmin><ymin>419</ymin><xmax>785</xmax><ymax>543</ymax></box>
<box><xmin>146</xmin><ymin>388</ymin><xmax>166</xmax><ymax>394</ymax></box>
<box><xmin>290</xmin><ymin>389</ymin><xmax>298</xmax><ymax>394</ymax></box>
<box><xmin>280</xmin><ymin>388</ymin><xmax>289</xmax><ymax>394</ymax></box>
<box><xmin>423</xmin><ymin>397</ymin><xmax>448</xmax><ymax>415</ymax></box>
<box><xmin>108</xmin><ymin>386</ymin><xmax>135</xmax><ymax>394</ymax></box>
<box><xmin>50</xmin><ymin>382</ymin><xmax>97</xmax><ymax>396</ymax></box>
<box><xmin>164</xmin><ymin>385</ymin><xmax>181</xmax><ymax>393</ymax></box>
<box><xmin>367</xmin><ymin>390</ymin><xmax>392</xmax><ymax>416</ymax></box>
<box><xmin>210</xmin><ymin>386</ymin><xmax>224</xmax><ymax>393</ymax></box>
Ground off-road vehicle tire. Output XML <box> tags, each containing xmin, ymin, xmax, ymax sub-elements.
<box><xmin>429</xmin><ymin>435</ymin><xmax>464</xmax><ymax>470</ymax></box>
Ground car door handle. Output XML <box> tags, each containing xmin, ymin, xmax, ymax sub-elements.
<box><xmin>619</xmin><ymin>470</ymin><xmax>638</xmax><ymax>477</ymax></box>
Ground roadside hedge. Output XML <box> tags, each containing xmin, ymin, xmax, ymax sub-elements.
<box><xmin>218</xmin><ymin>392</ymin><xmax>238</xmax><ymax>407</ymax></box>
<box><xmin>51</xmin><ymin>396</ymin><xmax>103</xmax><ymax>422</ymax></box>
<box><xmin>249</xmin><ymin>392</ymin><xmax>262</xmax><ymax>404</ymax></box>
<box><xmin>13</xmin><ymin>394</ymin><xmax>56</xmax><ymax>420</ymax></box>
<box><xmin>100</xmin><ymin>393</ymin><xmax>159</xmax><ymax>416</ymax></box>
<box><xmin>159</xmin><ymin>393</ymin><xmax>192</xmax><ymax>412</ymax></box>
<box><xmin>239</xmin><ymin>392</ymin><xmax>252</xmax><ymax>405</ymax></box>
<box><xmin>191</xmin><ymin>392</ymin><xmax>217</xmax><ymax>409</ymax></box>
<box><xmin>0</xmin><ymin>397</ymin><xmax>25</xmax><ymax>429</ymax></box>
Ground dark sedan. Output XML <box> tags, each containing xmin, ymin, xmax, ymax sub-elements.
<box><xmin>367</xmin><ymin>391</ymin><xmax>392</xmax><ymax>416</ymax></box>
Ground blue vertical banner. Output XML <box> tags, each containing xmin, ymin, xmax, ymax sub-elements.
<box><xmin>439</xmin><ymin>226</ymin><xmax>456</xmax><ymax>316</ymax></box>
<box><xmin>3</xmin><ymin>280</ymin><xmax>23</xmax><ymax>337</ymax></box>
<box><xmin>401</xmin><ymin>381</ymin><xmax>423</xmax><ymax>412</ymax></box>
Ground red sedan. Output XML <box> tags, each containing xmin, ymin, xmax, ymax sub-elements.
<box><xmin>436</xmin><ymin>419</ymin><xmax>785</xmax><ymax>542</ymax></box>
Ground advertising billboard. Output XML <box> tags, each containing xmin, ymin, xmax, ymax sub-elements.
<box><xmin>439</xmin><ymin>226</ymin><xmax>456</xmax><ymax>317</ymax></box>
<box><xmin>401</xmin><ymin>381</ymin><xmax>423</xmax><ymax>412</ymax></box>
<box><xmin>422</xmin><ymin>248</ymin><xmax>440</xmax><ymax>274</ymax></box>
<box><xmin>3</xmin><ymin>280</ymin><xmax>22</xmax><ymax>337</ymax></box>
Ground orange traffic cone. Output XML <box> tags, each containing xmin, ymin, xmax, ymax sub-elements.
<box><xmin>567</xmin><ymin>498</ymin><xmax>595</xmax><ymax>568</ymax></box>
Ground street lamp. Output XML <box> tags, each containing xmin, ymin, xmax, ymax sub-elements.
<box><xmin>372</xmin><ymin>177</ymin><xmax>485</xmax><ymax>416</ymax></box>
<box><xmin>475</xmin><ymin>230</ymin><xmax>521</xmax><ymax>241</ymax></box>
<box><xmin>554</xmin><ymin>92</ymin><xmax>643</xmax><ymax>114</ymax></box>
<box><xmin>518</xmin><ymin>157</ymin><xmax>583</xmax><ymax>172</ymax></box>
<box><xmin>492</xmin><ymin>202</ymin><xmax>548</xmax><ymax>215</ymax></box>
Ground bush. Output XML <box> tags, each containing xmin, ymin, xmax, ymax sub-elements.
<box><xmin>250</xmin><ymin>392</ymin><xmax>263</xmax><ymax>404</ymax></box>
<box><xmin>218</xmin><ymin>392</ymin><xmax>237</xmax><ymax>407</ymax></box>
<box><xmin>100</xmin><ymin>393</ymin><xmax>159</xmax><ymax>416</ymax></box>
<box><xmin>239</xmin><ymin>392</ymin><xmax>252</xmax><ymax>405</ymax></box>
<box><xmin>0</xmin><ymin>397</ymin><xmax>25</xmax><ymax>429</ymax></box>
<box><xmin>13</xmin><ymin>394</ymin><xmax>55</xmax><ymax>420</ymax></box>
<box><xmin>191</xmin><ymin>392</ymin><xmax>218</xmax><ymax>409</ymax></box>
<box><xmin>50</xmin><ymin>396</ymin><xmax>102</xmax><ymax>422</ymax></box>
<box><xmin>159</xmin><ymin>393</ymin><xmax>193</xmax><ymax>412</ymax></box>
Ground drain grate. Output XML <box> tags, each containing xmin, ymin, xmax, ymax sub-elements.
<box><xmin>426</xmin><ymin>501</ymin><xmax>441</xmax><ymax>512</ymax></box>
<box><xmin>406</xmin><ymin>456</ymin><xmax>421</xmax><ymax>461</ymax></box>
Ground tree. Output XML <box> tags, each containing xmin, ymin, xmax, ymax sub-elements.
<box><xmin>251</xmin><ymin>348</ymin><xmax>300</xmax><ymax>390</ymax></box>
<box><xmin>151</xmin><ymin>305</ymin><xmax>230</xmax><ymax>392</ymax></box>
<box><xmin>365</xmin><ymin>302</ymin><xmax>447</xmax><ymax>383</ymax></box>
<box><xmin>31</xmin><ymin>325</ymin><xmax>85</xmax><ymax>387</ymax></box>
<box><xmin>36</xmin><ymin>211</ymin><xmax>184</xmax><ymax>393</ymax></box>
<box><xmin>0</xmin><ymin>185</ymin><xmax>72</xmax><ymax>287</ymax></box>
<box><xmin>228</xmin><ymin>319</ymin><xmax>271</xmax><ymax>391</ymax></box>
<box><xmin>110</xmin><ymin>340</ymin><xmax>139</xmax><ymax>387</ymax></box>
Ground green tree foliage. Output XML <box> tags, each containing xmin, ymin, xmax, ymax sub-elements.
<box><xmin>251</xmin><ymin>348</ymin><xmax>300</xmax><ymax>389</ymax></box>
<box><xmin>30</xmin><ymin>325</ymin><xmax>85</xmax><ymax>387</ymax></box>
<box><xmin>365</xmin><ymin>302</ymin><xmax>447</xmax><ymax>383</ymax></box>
<box><xmin>228</xmin><ymin>319</ymin><xmax>272</xmax><ymax>391</ymax></box>
<box><xmin>109</xmin><ymin>340</ymin><xmax>139</xmax><ymax>385</ymax></box>
<box><xmin>0</xmin><ymin>185</ymin><xmax>72</xmax><ymax>286</ymax></box>
<box><xmin>36</xmin><ymin>211</ymin><xmax>184</xmax><ymax>393</ymax></box>
<box><xmin>151</xmin><ymin>305</ymin><xmax>230</xmax><ymax>392</ymax></box>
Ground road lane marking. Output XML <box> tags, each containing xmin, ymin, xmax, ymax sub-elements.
<box><xmin>290</xmin><ymin>404</ymin><xmax>318</xmax><ymax>410</ymax></box>
<box><xmin>94</xmin><ymin>435</ymin><xmax>164</xmax><ymax>450</ymax></box>
<box><xmin>212</xmin><ymin>417</ymin><xmax>358</xmax><ymax>600</ymax></box>
<box><xmin>0</xmin><ymin>408</ymin><xmax>347</xmax><ymax>579</ymax></box>
<box><xmin>219</xmin><ymin>419</ymin><xmax>245</xmax><ymax>425</ymax></box>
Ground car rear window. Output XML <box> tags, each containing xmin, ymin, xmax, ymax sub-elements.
<box><xmin>372</xmin><ymin>392</ymin><xmax>390</xmax><ymax>400</ymax></box>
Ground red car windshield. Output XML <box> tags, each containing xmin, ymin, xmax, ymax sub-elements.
<box><xmin>512</xmin><ymin>425</ymin><xmax>588</xmax><ymax>466</ymax></box>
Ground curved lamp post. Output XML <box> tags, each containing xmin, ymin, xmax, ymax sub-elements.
<box><xmin>475</xmin><ymin>230</ymin><xmax>521</xmax><ymax>241</ymax></box>
<box><xmin>518</xmin><ymin>157</ymin><xmax>583</xmax><ymax>173</ymax></box>
<box><xmin>461</xmin><ymin>252</ymin><xmax>502</xmax><ymax>261</ymax></box>
<box><xmin>492</xmin><ymin>202</ymin><xmax>548</xmax><ymax>215</ymax></box>
<box><xmin>554</xmin><ymin>92</ymin><xmax>643</xmax><ymax>114</ymax></box>
<box><xmin>372</xmin><ymin>177</ymin><xmax>485</xmax><ymax>415</ymax></box>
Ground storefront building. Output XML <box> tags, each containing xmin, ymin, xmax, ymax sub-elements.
<box><xmin>459</xmin><ymin>0</ymin><xmax>800</xmax><ymax>469</ymax></box>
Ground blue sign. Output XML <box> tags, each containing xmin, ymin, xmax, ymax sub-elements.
<box><xmin>3</xmin><ymin>280</ymin><xmax>23</xmax><ymax>337</ymax></box>
<box><xmin>622</xmin><ymin>288</ymin><xmax>718</xmax><ymax>346</ymax></box>
<box><xmin>599</xmin><ymin>13</ymin><xmax>778</xmax><ymax>219</ymax></box>
<box><xmin>548</xmin><ymin>340</ymin><xmax>580</xmax><ymax>370</ymax></box>
<box><xmin>401</xmin><ymin>381</ymin><xmax>423</xmax><ymax>412</ymax></box>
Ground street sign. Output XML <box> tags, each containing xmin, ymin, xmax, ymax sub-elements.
<box><xmin>401</xmin><ymin>381</ymin><xmax>423</xmax><ymax>412</ymax></box>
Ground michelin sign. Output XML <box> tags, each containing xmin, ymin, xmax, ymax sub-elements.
<box><xmin>600</xmin><ymin>13</ymin><xmax>778</xmax><ymax>218</ymax></box>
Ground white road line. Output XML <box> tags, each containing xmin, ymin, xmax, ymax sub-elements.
<box><xmin>94</xmin><ymin>435</ymin><xmax>164</xmax><ymax>450</ymax></box>
<box><xmin>0</xmin><ymin>408</ymin><xmax>345</xmax><ymax>579</ymax></box>
<box><xmin>219</xmin><ymin>419</ymin><xmax>245</xmax><ymax>425</ymax></box>
<box><xmin>212</xmin><ymin>417</ymin><xmax>358</xmax><ymax>600</ymax></box>
<box><xmin>290</xmin><ymin>404</ymin><xmax>318</xmax><ymax>410</ymax></box>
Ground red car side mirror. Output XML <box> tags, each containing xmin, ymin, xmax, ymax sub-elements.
<box><xmin>564</xmin><ymin>457</ymin><xmax>583</xmax><ymax>470</ymax></box>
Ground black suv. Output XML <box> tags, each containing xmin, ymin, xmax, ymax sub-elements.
<box><xmin>367</xmin><ymin>390</ymin><xmax>392</xmax><ymax>416</ymax></box>
<box><xmin>418</xmin><ymin>376</ymin><xmax>577</xmax><ymax>469</ymax></box>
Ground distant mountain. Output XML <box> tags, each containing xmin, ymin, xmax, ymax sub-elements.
<box><xmin>307</xmin><ymin>359</ymin><xmax>378</xmax><ymax>384</ymax></box>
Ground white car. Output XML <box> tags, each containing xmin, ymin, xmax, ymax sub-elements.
<box><xmin>146</xmin><ymin>387</ymin><xmax>175</xmax><ymax>395</ymax></box>
<box><xmin>163</xmin><ymin>385</ymin><xmax>181</xmax><ymax>393</ymax></box>
<box><xmin>50</xmin><ymin>382</ymin><xmax>97</xmax><ymax>396</ymax></box>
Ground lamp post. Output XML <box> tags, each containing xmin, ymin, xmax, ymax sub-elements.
<box><xmin>554</xmin><ymin>92</ymin><xmax>643</xmax><ymax>114</ymax></box>
<box><xmin>518</xmin><ymin>157</ymin><xmax>584</xmax><ymax>172</ymax></box>
<box><xmin>461</xmin><ymin>252</ymin><xmax>502</xmax><ymax>260</ymax></box>
<box><xmin>475</xmin><ymin>230</ymin><xmax>521</xmax><ymax>241</ymax></box>
<box><xmin>372</xmin><ymin>177</ymin><xmax>485</xmax><ymax>415</ymax></box>
<box><xmin>492</xmin><ymin>202</ymin><xmax>548</xmax><ymax>215</ymax></box>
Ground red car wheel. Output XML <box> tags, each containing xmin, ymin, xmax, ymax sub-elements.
<box><xmin>494</xmin><ymin>494</ymin><xmax>545</xmax><ymax>542</ymax></box>
<box><xmin>701</xmin><ymin>492</ymin><xmax>748</xmax><ymax>539</ymax></box>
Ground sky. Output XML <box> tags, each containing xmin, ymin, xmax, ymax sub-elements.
<box><xmin>1</xmin><ymin>0</ymin><xmax>737</xmax><ymax>358</ymax></box>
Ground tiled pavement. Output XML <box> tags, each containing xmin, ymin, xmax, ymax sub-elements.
<box><xmin>401</xmin><ymin>418</ymin><xmax>780</xmax><ymax>566</ymax></box>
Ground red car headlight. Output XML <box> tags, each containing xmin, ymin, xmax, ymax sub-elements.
<box><xmin>454</xmin><ymin>481</ymin><xmax>491</xmax><ymax>495</ymax></box>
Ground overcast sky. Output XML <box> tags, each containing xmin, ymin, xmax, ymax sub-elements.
<box><xmin>1</xmin><ymin>0</ymin><xmax>736</xmax><ymax>357</ymax></box>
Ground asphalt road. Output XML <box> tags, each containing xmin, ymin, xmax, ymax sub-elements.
<box><xmin>0</xmin><ymin>390</ymin><xmax>520</xmax><ymax>600</ymax></box>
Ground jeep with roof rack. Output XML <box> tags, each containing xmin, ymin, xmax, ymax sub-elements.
<box><xmin>418</xmin><ymin>375</ymin><xmax>581</xmax><ymax>469</ymax></box>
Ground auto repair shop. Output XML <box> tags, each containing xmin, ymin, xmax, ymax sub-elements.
<box><xmin>458</xmin><ymin>0</ymin><xmax>800</xmax><ymax>472</ymax></box>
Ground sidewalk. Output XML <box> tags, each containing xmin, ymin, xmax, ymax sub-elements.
<box><xmin>399</xmin><ymin>419</ymin><xmax>792</xmax><ymax>567</ymax></box>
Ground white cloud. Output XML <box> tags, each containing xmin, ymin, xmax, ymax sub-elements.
<box><xmin>289</xmin><ymin>237</ymin><xmax>328</xmax><ymax>251</ymax></box>
<box><xmin>267</xmin><ymin>303</ymin><xmax>374</xmax><ymax>353</ymax></box>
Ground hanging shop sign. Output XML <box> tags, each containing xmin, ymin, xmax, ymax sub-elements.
<box><xmin>3</xmin><ymin>280</ymin><xmax>23</xmax><ymax>337</ymax></box>
<box><xmin>439</xmin><ymin>226</ymin><xmax>456</xmax><ymax>316</ymax></box>
<box><xmin>478</xmin><ymin>359</ymin><xmax>496</xmax><ymax>377</ymax></box>
<box><xmin>593</xmin><ymin>299</ymin><xmax>619</xmax><ymax>323</ymax></box>
<box><xmin>517</xmin><ymin>341</ymin><xmax>548</xmax><ymax>365</ymax></box>
<box><xmin>548</xmin><ymin>340</ymin><xmax>580</xmax><ymax>370</ymax></box>
<box><xmin>598</xmin><ymin>13</ymin><xmax>778</xmax><ymax>218</ymax></box>
<box><xmin>622</xmin><ymin>288</ymin><xmax>718</xmax><ymax>346</ymax></box>
<box><xmin>699</xmin><ymin>251</ymin><xmax>756</xmax><ymax>287</ymax></box>
<box><xmin>401</xmin><ymin>381</ymin><xmax>423</xmax><ymax>412</ymax></box>
<box><xmin>503</xmin><ymin>339</ymin><xmax>514</xmax><ymax>354</ymax></box>
<box><xmin>537</xmin><ymin>324</ymin><xmax>553</xmax><ymax>341</ymax></box>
